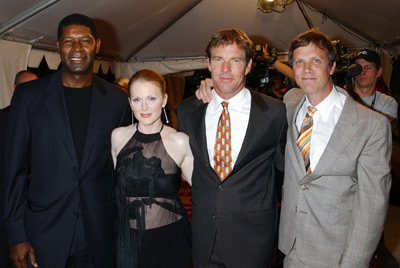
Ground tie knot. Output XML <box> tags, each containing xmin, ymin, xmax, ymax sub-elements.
<box><xmin>221</xmin><ymin>101</ymin><xmax>229</xmax><ymax>109</ymax></box>
<box><xmin>307</xmin><ymin>106</ymin><xmax>317</xmax><ymax>116</ymax></box>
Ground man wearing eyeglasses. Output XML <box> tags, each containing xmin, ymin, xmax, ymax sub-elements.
<box><xmin>353</xmin><ymin>50</ymin><xmax>398</xmax><ymax>135</ymax></box>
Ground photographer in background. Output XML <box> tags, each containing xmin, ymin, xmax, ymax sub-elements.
<box><xmin>353</xmin><ymin>49</ymin><xmax>398</xmax><ymax>136</ymax></box>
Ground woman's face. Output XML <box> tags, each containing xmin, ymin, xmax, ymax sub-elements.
<box><xmin>129</xmin><ymin>80</ymin><xmax>167</xmax><ymax>127</ymax></box>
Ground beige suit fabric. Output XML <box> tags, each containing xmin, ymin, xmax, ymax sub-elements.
<box><xmin>279</xmin><ymin>86</ymin><xmax>392</xmax><ymax>268</ymax></box>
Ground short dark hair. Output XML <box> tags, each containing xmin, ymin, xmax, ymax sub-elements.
<box><xmin>57</xmin><ymin>13</ymin><xmax>97</xmax><ymax>40</ymax></box>
<box><xmin>14</xmin><ymin>70</ymin><xmax>37</xmax><ymax>86</ymax></box>
<box><xmin>206</xmin><ymin>29</ymin><xmax>254</xmax><ymax>65</ymax></box>
<box><xmin>289</xmin><ymin>29</ymin><xmax>336</xmax><ymax>68</ymax></box>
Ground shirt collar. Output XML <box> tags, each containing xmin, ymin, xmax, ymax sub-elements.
<box><xmin>210</xmin><ymin>88</ymin><xmax>250</xmax><ymax>113</ymax></box>
<box><xmin>304</xmin><ymin>85</ymin><xmax>340</xmax><ymax>120</ymax></box>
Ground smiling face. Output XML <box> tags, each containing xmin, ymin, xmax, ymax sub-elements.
<box><xmin>208</xmin><ymin>43</ymin><xmax>252</xmax><ymax>100</ymax></box>
<box><xmin>292</xmin><ymin>43</ymin><xmax>336</xmax><ymax>106</ymax></box>
<box><xmin>129</xmin><ymin>79</ymin><xmax>167</xmax><ymax>129</ymax></box>
<box><xmin>57</xmin><ymin>24</ymin><xmax>100</xmax><ymax>79</ymax></box>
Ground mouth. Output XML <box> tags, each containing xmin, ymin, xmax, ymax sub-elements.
<box><xmin>70</xmin><ymin>57</ymin><xmax>85</xmax><ymax>61</ymax></box>
<box><xmin>140</xmin><ymin>113</ymin><xmax>151</xmax><ymax>118</ymax></box>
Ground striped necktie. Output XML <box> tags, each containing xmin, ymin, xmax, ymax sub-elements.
<box><xmin>296</xmin><ymin>106</ymin><xmax>317</xmax><ymax>174</ymax></box>
<box><xmin>214</xmin><ymin>101</ymin><xmax>232</xmax><ymax>181</ymax></box>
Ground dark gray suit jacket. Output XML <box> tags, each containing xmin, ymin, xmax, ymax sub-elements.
<box><xmin>4</xmin><ymin>70</ymin><xmax>130</xmax><ymax>268</ymax></box>
<box><xmin>178</xmin><ymin>89</ymin><xmax>287</xmax><ymax>268</ymax></box>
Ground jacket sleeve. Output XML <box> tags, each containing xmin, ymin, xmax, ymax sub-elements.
<box><xmin>4</xmin><ymin>86</ymin><xmax>31</xmax><ymax>246</ymax></box>
<box><xmin>340</xmin><ymin>115</ymin><xmax>392</xmax><ymax>268</ymax></box>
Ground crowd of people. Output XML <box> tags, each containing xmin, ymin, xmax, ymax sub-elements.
<box><xmin>0</xmin><ymin>12</ymin><xmax>397</xmax><ymax>268</ymax></box>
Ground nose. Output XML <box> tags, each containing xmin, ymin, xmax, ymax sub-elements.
<box><xmin>221</xmin><ymin>61</ymin><xmax>231</xmax><ymax>72</ymax></box>
<box><xmin>72</xmin><ymin>40</ymin><xmax>83</xmax><ymax>52</ymax></box>
<box><xmin>141</xmin><ymin>101</ymin><xmax>148</xmax><ymax>111</ymax></box>
<box><xmin>303</xmin><ymin>62</ymin><xmax>311</xmax><ymax>72</ymax></box>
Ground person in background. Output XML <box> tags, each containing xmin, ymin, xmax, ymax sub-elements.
<box><xmin>114</xmin><ymin>76</ymin><xmax>130</xmax><ymax>93</ymax></box>
<box><xmin>267</xmin><ymin>76</ymin><xmax>284</xmax><ymax>100</ymax></box>
<box><xmin>13</xmin><ymin>71</ymin><xmax>38</xmax><ymax>89</ymax></box>
<box><xmin>353</xmin><ymin>49</ymin><xmax>398</xmax><ymax>136</ymax></box>
<box><xmin>111</xmin><ymin>68</ymin><xmax>193</xmax><ymax>268</ymax></box>
<box><xmin>178</xmin><ymin>28</ymin><xmax>287</xmax><ymax>268</ymax></box>
<box><xmin>279</xmin><ymin>29</ymin><xmax>391</xmax><ymax>268</ymax></box>
<box><xmin>4</xmin><ymin>13</ymin><xmax>130</xmax><ymax>268</ymax></box>
<box><xmin>0</xmin><ymin>70</ymin><xmax>38</xmax><ymax>268</ymax></box>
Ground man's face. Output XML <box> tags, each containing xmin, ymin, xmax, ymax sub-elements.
<box><xmin>355</xmin><ymin>58</ymin><xmax>382</xmax><ymax>90</ymax></box>
<box><xmin>208</xmin><ymin>43</ymin><xmax>252</xmax><ymax>100</ymax></box>
<box><xmin>292</xmin><ymin>43</ymin><xmax>335</xmax><ymax>105</ymax></box>
<box><xmin>57</xmin><ymin>24</ymin><xmax>100</xmax><ymax>76</ymax></box>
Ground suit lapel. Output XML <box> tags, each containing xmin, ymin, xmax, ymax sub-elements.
<box><xmin>80</xmin><ymin>76</ymin><xmax>108</xmax><ymax>174</ymax></box>
<box><xmin>44</xmin><ymin>70</ymin><xmax>79</xmax><ymax>168</ymax></box>
<box><xmin>191</xmin><ymin>102</ymin><xmax>211</xmax><ymax>166</ymax></box>
<box><xmin>287</xmin><ymin>91</ymin><xmax>308</xmax><ymax>175</ymax></box>
<box><xmin>233</xmin><ymin>90</ymin><xmax>269</xmax><ymax>170</ymax></box>
<box><xmin>300</xmin><ymin>88</ymin><xmax>359</xmax><ymax>184</ymax></box>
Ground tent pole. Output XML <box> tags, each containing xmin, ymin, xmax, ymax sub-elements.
<box><xmin>0</xmin><ymin>0</ymin><xmax>59</xmax><ymax>36</ymax></box>
<box><xmin>295</xmin><ymin>0</ymin><xmax>314</xmax><ymax>29</ymax></box>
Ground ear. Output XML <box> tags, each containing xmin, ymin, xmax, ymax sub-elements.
<box><xmin>207</xmin><ymin>58</ymin><xmax>212</xmax><ymax>72</ymax></box>
<box><xmin>128</xmin><ymin>97</ymin><xmax>134</xmax><ymax>110</ymax></box>
<box><xmin>56</xmin><ymin>41</ymin><xmax>60</xmax><ymax>53</ymax></box>
<box><xmin>95</xmin><ymin>38</ymin><xmax>101</xmax><ymax>54</ymax></box>
<box><xmin>162</xmin><ymin>94</ymin><xmax>168</xmax><ymax>107</ymax></box>
<box><xmin>377</xmin><ymin>66</ymin><xmax>383</xmax><ymax>78</ymax></box>
<box><xmin>245</xmin><ymin>58</ymin><xmax>252</xmax><ymax>75</ymax></box>
<box><xmin>329</xmin><ymin>61</ymin><xmax>336</xmax><ymax>75</ymax></box>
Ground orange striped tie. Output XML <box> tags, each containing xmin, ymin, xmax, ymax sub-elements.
<box><xmin>296</xmin><ymin>106</ymin><xmax>317</xmax><ymax>174</ymax></box>
<box><xmin>214</xmin><ymin>102</ymin><xmax>232</xmax><ymax>181</ymax></box>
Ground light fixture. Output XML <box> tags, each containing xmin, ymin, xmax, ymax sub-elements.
<box><xmin>257</xmin><ymin>0</ymin><xmax>295</xmax><ymax>13</ymax></box>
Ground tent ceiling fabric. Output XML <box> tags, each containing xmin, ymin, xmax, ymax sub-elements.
<box><xmin>1</xmin><ymin>0</ymin><xmax>400</xmax><ymax>64</ymax></box>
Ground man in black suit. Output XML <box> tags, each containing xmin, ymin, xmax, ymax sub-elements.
<box><xmin>177</xmin><ymin>29</ymin><xmax>287</xmax><ymax>268</ymax></box>
<box><xmin>4</xmin><ymin>14</ymin><xmax>130</xmax><ymax>268</ymax></box>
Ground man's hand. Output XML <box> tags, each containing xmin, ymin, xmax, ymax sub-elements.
<box><xmin>10</xmin><ymin>242</ymin><xmax>38</xmax><ymax>268</ymax></box>
<box><xmin>195</xmin><ymin>78</ymin><xmax>214</xmax><ymax>103</ymax></box>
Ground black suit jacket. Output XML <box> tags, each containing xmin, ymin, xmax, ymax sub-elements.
<box><xmin>0</xmin><ymin>106</ymin><xmax>12</xmax><ymax>267</ymax></box>
<box><xmin>4</xmin><ymin>70</ymin><xmax>130</xmax><ymax>268</ymax></box>
<box><xmin>177</xmin><ymin>90</ymin><xmax>287</xmax><ymax>268</ymax></box>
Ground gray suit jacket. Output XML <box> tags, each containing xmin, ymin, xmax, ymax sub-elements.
<box><xmin>279</xmin><ymin>86</ymin><xmax>392</xmax><ymax>268</ymax></box>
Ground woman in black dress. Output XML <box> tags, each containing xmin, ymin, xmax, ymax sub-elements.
<box><xmin>111</xmin><ymin>69</ymin><xmax>193</xmax><ymax>268</ymax></box>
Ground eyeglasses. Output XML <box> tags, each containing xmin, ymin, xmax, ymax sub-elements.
<box><xmin>361</xmin><ymin>65</ymin><xmax>376</xmax><ymax>71</ymax></box>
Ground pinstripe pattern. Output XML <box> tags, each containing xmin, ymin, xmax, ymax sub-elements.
<box><xmin>296</xmin><ymin>106</ymin><xmax>316</xmax><ymax>174</ymax></box>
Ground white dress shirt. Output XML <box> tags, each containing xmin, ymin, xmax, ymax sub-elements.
<box><xmin>296</xmin><ymin>86</ymin><xmax>346</xmax><ymax>171</ymax></box>
<box><xmin>206</xmin><ymin>88</ymin><xmax>251</xmax><ymax>169</ymax></box>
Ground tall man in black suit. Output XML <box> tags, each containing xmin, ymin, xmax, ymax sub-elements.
<box><xmin>4</xmin><ymin>14</ymin><xmax>130</xmax><ymax>268</ymax></box>
<box><xmin>177</xmin><ymin>29</ymin><xmax>287</xmax><ymax>268</ymax></box>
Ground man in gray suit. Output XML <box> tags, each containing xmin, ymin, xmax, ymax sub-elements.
<box><xmin>279</xmin><ymin>29</ymin><xmax>392</xmax><ymax>267</ymax></box>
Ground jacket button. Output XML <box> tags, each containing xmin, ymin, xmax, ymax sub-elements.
<box><xmin>300</xmin><ymin>184</ymin><xmax>307</xmax><ymax>190</ymax></box>
<box><xmin>212</xmin><ymin>215</ymin><xmax>216</xmax><ymax>219</ymax></box>
<box><xmin>218</xmin><ymin>185</ymin><xmax>223</xmax><ymax>190</ymax></box>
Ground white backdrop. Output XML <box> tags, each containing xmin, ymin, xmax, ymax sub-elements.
<box><xmin>0</xmin><ymin>40</ymin><xmax>31</xmax><ymax>109</ymax></box>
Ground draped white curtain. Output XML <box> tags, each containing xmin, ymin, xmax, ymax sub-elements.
<box><xmin>0</xmin><ymin>40</ymin><xmax>31</xmax><ymax>108</ymax></box>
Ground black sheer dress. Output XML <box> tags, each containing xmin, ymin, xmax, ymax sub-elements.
<box><xmin>115</xmin><ymin>126</ymin><xmax>191</xmax><ymax>268</ymax></box>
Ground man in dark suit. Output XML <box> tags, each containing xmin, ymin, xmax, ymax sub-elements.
<box><xmin>0</xmin><ymin>70</ymin><xmax>38</xmax><ymax>268</ymax></box>
<box><xmin>4</xmin><ymin>14</ymin><xmax>130</xmax><ymax>268</ymax></box>
<box><xmin>177</xmin><ymin>29</ymin><xmax>287</xmax><ymax>268</ymax></box>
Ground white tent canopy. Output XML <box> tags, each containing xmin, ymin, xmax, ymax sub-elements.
<box><xmin>1</xmin><ymin>0</ymin><xmax>400</xmax><ymax>108</ymax></box>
